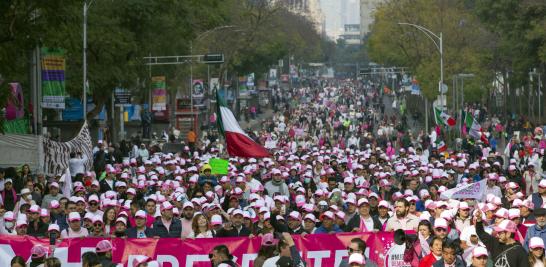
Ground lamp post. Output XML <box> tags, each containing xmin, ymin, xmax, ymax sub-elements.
<box><xmin>398</xmin><ymin>22</ymin><xmax>444</xmax><ymax>104</ymax></box>
<box><xmin>83</xmin><ymin>0</ymin><xmax>95</xmax><ymax>119</ymax></box>
<box><xmin>454</xmin><ymin>73</ymin><xmax>474</xmax><ymax>138</ymax></box>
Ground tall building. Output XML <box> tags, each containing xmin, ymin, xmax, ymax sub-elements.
<box><xmin>360</xmin><ymin>0</ymin><xmax>385</xmax><ymax>38</ymax></box>
<box><xmin>320</xmin><ymin>0</ymin><xmax>360</xmax><ymax>40</ymax></box>
<box><xmin>276</xmin><ymin>0</ymin><xmax>325</xmax><ymax>35</ymax></box>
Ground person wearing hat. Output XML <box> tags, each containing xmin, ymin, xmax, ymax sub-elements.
<box><xmin>315</xmin><ymin>211</ymin><xmax>342</xmax><ymax>234</ymax></box>
<box><xmin>27</xmin><ymin>204</ymin><xmax>48</xmax><ymax>238</ymax></box>
<box><xmin>254</xmin><ymin>233</ymin><xmax>279</xmax><ymax>267</ymax></box>
<box><xmin>339</xmin><ymin>238</ymin><xmax>377</xmax><ymax>267</ymax></box>
<box><xmin>475</xmin><ymin>209</ymin><xmax>528</xmax><ymax>266</ymax></box>
<box><xmin>530</xmin><ymin>180</ymin><xmax>546</xmax><ymax>211</ymax></box>
<box><xmin>29</xmin><ymin>244</ymin><xmax>48</xmax><ymax>267</ymax></box>
<box><xmin>60</xmin><ymin>212</ymin><xmax>89</xmax><ymax>238</ymax></box>
<box><xmin>1</xmin><ymin>178</ymin><xmax>17</xmax><ymax>211</ymax></box>
<box><xmin>346</xmin><ymin>198</ymin><xmax>382</xmax><ymax>232</ymax></box>
<box><xmin>198</xmin><ymin>164</ymin><xmax>218</xmax><ymax>187</ymax></box>
<box><xmin>264</xmin><ymin>169</ymin><xmax>289</xmax><ymax>197</ymax></box>
<box><xmin>95</xmin><ymin>240</ymin><xmax>116</xmax><ymax>267</ymax></box>
<box><xmin>524</xmin><ymin>163</ymin><xmax>541</xmax><ymax>196</ymax></box>
<box><xmin>40</xmin><ymin>182</ymin><xmax>63</xmax><ymax>210</ymax></box>
<box><xmin>152</xmin><ymin>201</ymin><xmax>182</xmax><ymax>238</ymax></box>
<box><xmin>262</xmin><ymin>232</ymin><xmax>305</xmax><ymax>267</ymax></box>
<box><xmin>524</xmin><ymin>207</ymin><xmax>546</xmax><ymax>252</ymax></box>
<box><xmin>469</xmin><ymin>246</ymin><xmax>488</xmax><ymax>267</ymax></box>
<box><xmin>127</xmin><ymin>210</ymin><xmax>155</xmax><ymax>238</ymax></box>
<box><xmin>528</xmin><ymin>236</ymin><xmax>546</xmax><ymax>266</ymax></box>
<box><xmin>99</xmin><ymin>168</ymin><xmax>116</xmax><ymax>194</ymax></box>
<box><xmin>215</xmin><ymin>209</ymin><xmax>251</xmax><ymax>237</ymax></box>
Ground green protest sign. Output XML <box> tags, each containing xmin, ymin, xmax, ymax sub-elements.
<box><xmin>209</xmin><ymin>158</ymin><xmax>229</xmax><ymax>175</ymax></box>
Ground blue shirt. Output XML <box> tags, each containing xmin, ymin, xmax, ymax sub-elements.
<box><xmin>314</xmin><ymin>224</ymin><xmax>343</xmax><ymax>234</ymax></box>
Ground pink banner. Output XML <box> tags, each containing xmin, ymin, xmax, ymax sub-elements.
<box><xmin>0</xmin><ymin>233</ymin><xmax>397</xmax><ymax>266</ymax></box>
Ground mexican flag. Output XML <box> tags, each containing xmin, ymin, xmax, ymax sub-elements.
<box><xmin>216</xmin><ymin>92</ymin><xmax>270</xmax><ymax>158</ymax></box>
<box><xmin>435</xmin><ymin>139</ymin><xmax>447</xmax><ymax>152</ymax></box>
<box><xmin>434</xmin><ymin>107</ymin><xmax>456</xmax><ymax>127</ymax></box>
<box><xmin>464</xmin><ymin>111</ymin><xmax>489</xmax><ymax>144</ymax></box>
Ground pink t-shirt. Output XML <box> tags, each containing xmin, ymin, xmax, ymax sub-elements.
<box><xmin>181</xmin><ymin>218</ymin><xmax>193</xmax><ymax>238</ymax></box>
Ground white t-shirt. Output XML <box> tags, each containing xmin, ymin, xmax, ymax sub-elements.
<box><xmin>61</xmin><ymin>227</ymin><xmax>89</xmax><ymax>238</ymax></box>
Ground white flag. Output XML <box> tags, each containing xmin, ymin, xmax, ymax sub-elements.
<box><xmin>440</xmin><ymin>179</ymin><xmax>487</xmax><ymax>200</ymax></box>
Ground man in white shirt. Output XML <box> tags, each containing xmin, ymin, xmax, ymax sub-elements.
<box><xmin>482</xmin><ymin>174</ymin><xmax>502</xmax><ymax>202</ymax></box>
<box><xmin>69</xmin><ymin>152</ymin><xmax>88</xmax><ymax>177</ymax></box>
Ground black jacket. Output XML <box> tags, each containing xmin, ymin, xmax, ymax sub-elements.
<box><xmin>99</xmin><ymin>179</ymin><xmax>115</xmax><ymax>193</ymax></box>
<box><xmin>152</xmin><ymin>218</ymin><xmax>182</xmax><ymax>238</ymax></box>
<box><xmin>215</xmin><ymin>225</ymin><xmax>251</xmax><ymax>237</ymax></box>
<box><xmin>432</xmin><ymin>258</ymin><xmax>466</xmax><ymax>267</ymax></box>
<box><xmin>126</xmin><ymin>226</ymin><xmax>156</xmax><ymax>238</ymax></box>
<box><xmin>476</xmin><ymin>221</ymin><xmax>529</xmax><ymax>267</ymax></box>
<box><xmin>98</xmin><ymin>255</ymin><xmax>116</xmax><ymax>267</ymax></box>
<box><xmin>346</xmin><ymin>214</ymin><xmax>382</xmax><ymax>232</ymax></box>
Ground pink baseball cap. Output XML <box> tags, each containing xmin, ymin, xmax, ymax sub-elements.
<box><xmin>472</xmin><ymin>246</ymin><xmax>488</xmax><ymax>257</ymax></box>
<box><xmin>348</xmin><ymin>253</ymin><xmax>365</xmax><ymax>265</ymax></box>
<box><xmin>530</xmin><ymin>237</ymin><xmax>545</xmax><ymax>249</ymax></box>
<box><xmin>95</xmin><ymin>240</ymin><xmax>113</xmax><ymax>253</ymax></box>
<box><xmin>134</xmin><ymin>210</ymin><xmax>147</xmax><ymax>219</ymax></box>
<box><xmin>211</xmin><ymin>215</ymin><xmax>223</xmax><ymax>225</ymax></box>
<box><xmin>31</xmin><ymin>245</ymin><xmax>48</xmax><ymax>259</ymax></box>
<box><xmin>261</xmin><ymin>233</ymin><xmax>279</xmax><ymax>246</ymax></box>
<box><xmin>434</xmin><ymin>218</ymin><xmax>448</xmax><ymax>230</ymax></box>
<box><xmin>493</xmin><ymin>219</ymin><xmax>517</xmax><ymax>233</ymax></box>
<box><xmin>68</xmin><ymin>212</ymin><xmax>81</xmax><ymax>222</ymax></box>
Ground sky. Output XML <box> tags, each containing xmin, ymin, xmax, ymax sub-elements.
<box><xmin>320</xmin><ymin>0</ymin><xmax>360</xmax><ymax>39</ymax></box>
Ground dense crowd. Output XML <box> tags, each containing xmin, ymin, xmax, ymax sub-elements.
<box><xmin>2</xmin><ymin>79</ymin><xmax>546</xmax><ymax>267</ymax></box>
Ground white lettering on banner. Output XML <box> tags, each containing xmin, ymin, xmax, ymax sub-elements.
<box><xmin>185</xmin><ymin>255</ymin><xmax>210</xmax><ymax>267</ymax></box>
<box><xmin>51</xmin><ymin>246</ymin><xmax>96</xmax><ymax>267</ymax></box>
<box><xmin>334</xmin><ymin>250</ymin><xmax>348</xmax><ymax>267</ymax></box>
<box><xmin>0</xmin><ymin>244</ymin><xmax>16</xmax><ymax>261</ymax></box>
<box><xmin>241</xmin><ymin>253</ymin><xmax>258</xmax><ymax>267</ymax></box>
<box><xmin>307</xmin><ymin>250</ymin><xmax>331</xmax><ymax>267</ymax></box>
<box><xmin>158</xmin><ymin>255</ymin><xmax>179</xmax><ymax>267</ymax></box>
<box><xmin>128</xmin><ymin>255</ymin><xmax>148</xmax><ymax>267</ymax></box>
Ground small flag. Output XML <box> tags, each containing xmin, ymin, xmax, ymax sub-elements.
<box><xmin>216</xmin><ymin>92</ymin><xmax>270</xmax><ymax>158</ymax></box>
<box><xmin>434</xmin><ymin>107</ymin><xmax>456</xmax><ymax>127</ymax></box>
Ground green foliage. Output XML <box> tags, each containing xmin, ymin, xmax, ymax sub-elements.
<box><xmin>0</xmin><ymin>0</ymin><xmax>329</xmax><ymax>124</ymax></box>
<box><xmin>368</xmin><ymin>0</ymin><xmax>496</xmax><ymax>102</ymax></box>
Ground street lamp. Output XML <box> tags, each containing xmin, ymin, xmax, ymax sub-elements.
<box><xmin>82</xmin><ymin>0</ymin><xmax>95</xmax><ymax>119</ymax></box>
<box><xmin>398</xmin><ymin>22</ymin><xmax>444</xmax><ymax>103</ymax></box>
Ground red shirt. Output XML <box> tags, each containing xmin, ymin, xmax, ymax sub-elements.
<box><xmin>418</xmin><ymin>253</ymin><xmax>439</xmax><ymax>267</ymax></box>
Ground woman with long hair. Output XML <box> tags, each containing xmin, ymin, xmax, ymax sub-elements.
<box><xmin>102</xmin><ymin>207</ymin><xmax>117</xmax><ymax>235</ymax></box>
<box><xmin>188</xmin><ymin>213</ymin><xmax>213</xmax><ymax>238</ymax></box>
<box><xmin>529</xmin><ymin>237</ymin><xmax>546</xmax><ymax>267</ymax></box>
<box><xmin>253</xmin><ymin>233</ymin><xmax>278</xmax><ymax>267</ymax></box>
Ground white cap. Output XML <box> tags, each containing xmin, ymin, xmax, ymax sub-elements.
<box><xmin>348</xmin><ymin>253</ymin><xmax>365</xmax><ymax>264</ymax></box>
<box><xmin>472</xmin><ymin>246</ymin><xmax>488</xmax><ymax>257</ymax></box>
<box><xmin>530</xmin><ymin>237</ymin><xmax>545</xmax><ymax>249</ymax></box>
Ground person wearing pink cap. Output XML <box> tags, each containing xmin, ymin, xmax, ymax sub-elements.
<box><xmin>127</xmin><ymin>210</ymin><xmax>155</xmax><ymax>238</ymax></box>
<box><xmin>152</xmin><ymin>201</ymin><xmax>182</xmax><ymax>238</ymax></box>
<box><xmin>29</xmin><ymin>244</ymin><xmax>48</xmax><ymax>267</ymax></box>
<box><xmin>95</xmin><ymin>240</ymin><xmax>115</xmax><ymax>267</ymax></box>
<box><xmin>264</xmin><ymin>170</ymin><xmax>289</xmax><ymax>198</ymax></box>
<box><xmin>40</xmin><ymin>182</ymin><xmax>63</xmax><ymax>210</ymax></box>
<box><xmin>469</xmin><ymin>246</ymin><xmax>488</xmax><ymax>267</ymax></box>
<box><xmin>315</xmin><ymin>211</ymin><xmax>342</xmax><ymax>234</ymax></box>
<box><xmin>475</xmin><ymin>209</ymin><xmax>529</xmax><ymax>266</ymax></box>
<box><xmin>523</xmin><ymin>207</ymin><xmax>546</xmax><ymax>253</ymax></box>
<box><xmin>347</xmin><ymin>198</ymin><xmax>382</xmax><ymax>232</ymax></box>
<box><xmin>215</xmin><ymin>209</ymin><xmax>251</xmax><ymax>237</ymax></box>
<box><xmin>61</xmin><ymin>212</ymin><xmax>89</xmax><ymax>238</ymax></box>
<box><xmin>528</xmin><ymin>237</ymin><xmax>546</xmax><ymax>266</ymax></box>
<box><xmin>529</xmin><ymin>180</ymin><xmax>546</xmax><ymax>211</ymax></box>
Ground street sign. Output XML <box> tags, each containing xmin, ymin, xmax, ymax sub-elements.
<box><xmin>440</xmin><ymin>82</ymin><xmax>448</xmax><ymax>94</ymax></box>
<box><xmin>202</xmin><ymin>53</ymin><xmax>224</xmax><ymax>64</ymax></box>
<box><xmin>114</xmin><ymin>87</ymin><xmax>131</xmax><ymax>105</ymax></box>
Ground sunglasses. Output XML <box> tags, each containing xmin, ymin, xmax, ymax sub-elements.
<box><xmin>89</xmin><ymin>202</ymin><xmax>98</xmax><ymax>206</ymax></box>
<box><xmin>435</xmin><ymin>228</ymin><xmax>447</xmax><ymax>232</ymax></box>
<box><xmin>93</xmin><ymin>223</ymin><xmax>103</xmax><ymax>227</ymax></box>
<box><xmin>347</xmin><ymin>247</ymin><xmax>362</xmax><ymax>254</ymax></box>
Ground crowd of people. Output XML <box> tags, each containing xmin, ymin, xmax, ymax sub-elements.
<box><xmin>2</xmin><ymin>79</ymin><xmax>546</xmax><ymax>267</ymax></box>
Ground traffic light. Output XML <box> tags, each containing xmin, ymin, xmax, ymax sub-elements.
<box><xmin>202</xmin><ymin>53</ymin><xmax>224</xmax><ymax>64</ymax></box>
